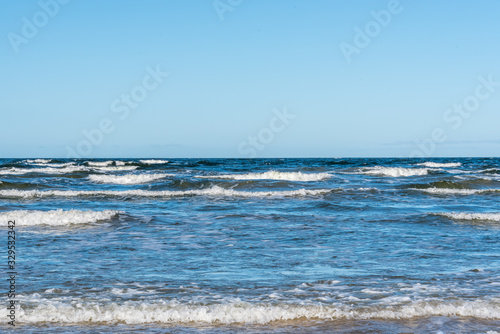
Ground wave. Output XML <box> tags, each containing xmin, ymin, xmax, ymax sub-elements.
<box><xmin>140</xmin><ymin>159</ymin><xmax>169</xmax><ymax>164</ymax></box>
<box><xmin>479</xmin><ymin>168</ymin><xmax>500</xmax><ymax>174</ymax></box>
<box><xmin>436</xmin><ymin>212</ymin><xmax>500</xmax><ymax>222</ymax></box>
<box><xmin>30</xmin><ymin>162</ymin><xmax>76</xmax><ymax>168</ymax></box>
<box><xmin>88</xmin><ymin>174</ymin><xmax>170</xmax><ymax>184</ymax></box>
<box><xmin>87</xmin><ymin>161</ymin><xmax>128</xmax><ymax>167</ymax></box>
<box><xmin>13</xmin><ymin>299</ymin><xmax>500</xmax><ymax>324</ymax></box>
<box><xmin>0</xmin><ymin>209</ymin><xmax>121</xmax><ymax>226</ymax></box>
<box><xmin>412</xmin><ymin>188</ymin><xmax>500</xmax><ymax>195</ymax></box>
<box><xmin>197</xmin><ymin>171</ymin><xmax>331</xmax><ymax>182</ymax></box>
<box><xmin>358</xmin><ymin>167</ymin><xmax>429</xmax><ymax>177</ymax></box>
<box><xmin>418</xmin><ymin>162</ymin><xmax>462</xmax><ymax>168</ymax></box>
<box><xmin>91</xmin><ymin>166</ymin><xmax>138</xmax><ymax>171</ymax></box>
<box><xmin>87</xmin><ymin>161</ymin><xmax>113</xmax><ymax>167</ymax></box>
<box><xmin>25</xmin><ymin>159</ymin><xmax>52</xmax><ymax>164</ymax></box>
<box><xmin>0</xmin><ymin>166</ymin><xmax>88</xmax><ymax>175</ymax></box>
<box><xmin>0</xmin><ymin>186</ymin><xmax>336</xmax><ymax>199</ymax></box>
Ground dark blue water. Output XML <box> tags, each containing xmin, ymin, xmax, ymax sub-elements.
<box><xmin>1</xmin><ymin>158</ymin><xmax>499</xmax><ymax>333</ymax></box>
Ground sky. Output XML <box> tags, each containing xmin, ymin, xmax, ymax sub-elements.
<box><xmin>1</xmin><ymin>0</ymin><xmax>499</xmax><ymax>158</ymax></box>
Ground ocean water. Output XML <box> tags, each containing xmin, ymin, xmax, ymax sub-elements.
<box><xmin>1</xmin><ymin>158</ymin><xmax>499</xmax><ymax>333</ymax></box>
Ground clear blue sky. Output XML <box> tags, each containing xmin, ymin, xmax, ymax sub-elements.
<box><xmin>1</xmin><ymin>0</ymin><xmax>499</xmax><ymax>158</ymax></box>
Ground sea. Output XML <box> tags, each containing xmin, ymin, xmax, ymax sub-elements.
<box><xmin>0</xmin><ymin>158</ymin><xmax>499</xmax><ymax>333</ymax></box>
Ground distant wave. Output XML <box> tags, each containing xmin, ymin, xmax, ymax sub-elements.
<box><xmin>31</xmin><ymin>162</ymin><xmax>76</xmax><ymax>168</ymax></box>
<box><xmin>417</xmin><ymin>162</ymin><xmax>462</xmax><ymax>168</ymax></box>
<box><xmin>0</xmin><ymin>209</ymin><xmax>121</xmax><ymax>226</ymax></box>
<box><xmin>14</xmin><ymin>299</ymin><xmax>500</xmax><ymax>324</ymax></box>
<box><xmin>25</xmin><ymin>159</ymin><xmax>52</xmax><ymax>164</ymax></box>
<box><xmin>87</xmin><ymin>161</ymin><xmax>115</xmax><ymax>167</ymax></box>
<box><xmin>0</xmin><ymin>166</ymin><xmax>88</xmax><ymax>175</ymax></box>
<box><xmin>140</xmin><ymin>159</ymin><xmax>169</xmax><ymax>164</ymax></box>
<box><xmin>436</xmin><ymin>212</ymin><xmax>500</xmax><ymax>222</ymax></box>
<box><xmin>87</xmin><ymin>161</ymin><xmax>128</xmax><ymax>167</ymax></box>
<box><xmin>91</xmin><ymin>166</ymin><xmax>138</xmax><ymax>172</ymax></box>
<box><xmin>89</xmin><ymin>174</ymin><xmax>170</xmax><ymax>184</ymax></box>
<box><xmin>197</xmin><ymin>171</ymin><xmax>331</xmax><ymax>182</ymax></box>
<box><xmin>0</xmin><ymin>186</ymin><xmax>336</xmax><ymax>199</ymax></box>
<box><xmin>358</xmin><ymin>167</ymin><xmax>429</xmax><ymax>177</ymax></box>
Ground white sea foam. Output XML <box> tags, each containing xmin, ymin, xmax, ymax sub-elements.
<box><xmin>89</xmin><ymin>174</ymin><xmax>170</xmax><ymax>184</ymax></box>
<box><xmin>418</xmin><ymin>162</ymin><xmax>462</xmax><ymax>168</ymax></box>
<box><xmin>13</xmin><ymin>299</ymin><xmax>500</xmax><ymax>324</ymax></box>
<box><xmin>92</xmin><ymin>166</ymin><xmax>138</xmax><ymax>171</ymax></box>
<box><xmin>0</xmin><ymin>209</ymin><xmax>121</xmax><ymax>226</ymax></box>
<box><xmin>413</xmin><ymin>188</ymin><xmax>500</xmax><ymax>195</ymax></box>
<box><xmin>0</xmin><ymin>186</ymin><xmax>335</xmax><ymax>199</ymax></box>
<box><xmin>198</xmin><ymin>171</ymin><xmax>331</xmax><ymax>182</ymax></box>
<box><xmin>359</xmin><ymin>167</ymin><xmax>429</xmax><ymax>177</ymax></box>
<box><xmin>436</xmin><ymin>212</ymin><xmax>500</xmax><ymax>222</ymax></box>
<box><xmin>30</xmin><ymin>162</ymin><xmax>76</xmax><ymax>168</ymax></box>
<box><xmin>25</xmin><ymin>159</ymin><xmax>52</xmax><ymax>164</ymax></box>
<box><xmin>87</xmin><ymin>161</ymin><xmax>115</xmax><ymax>167</ymax></box>
<box><xmin>140</xmin><ymin>159</ymin><xmax>169</xmax><ymax>164</ymax></box>
<box><xmin>0</xmin><ymin>166</ymin><xmax>88</xmax><ymax>175</ymax></box>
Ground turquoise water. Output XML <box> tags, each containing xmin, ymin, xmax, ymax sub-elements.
<box><xmin>1</xmin><ymin>158</ymin><xmax>499</xmax><ymax>333</ymax></box>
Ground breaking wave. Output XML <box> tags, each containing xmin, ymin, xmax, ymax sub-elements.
<box><xmin>12</xmin><ymin>299</ymin><xmax>500</xmax><ymax>324</ymax></box>
<box><xmin>140</xmin><ymin>159</ymin><xmax>169</xmax><ymax>164</ymax></box>
<box><xmin>88</xmin><ymin>174</ymin><xmax>170</xmax><ymax>184</ymax></box>
<box><xmin>412</xmin><ymin>188</ymin><xmax>500</xmax><ymax>195</ymax></box>
<box><xmin>91</xmin><ymin>166</ymin><xmax>138</xmax><ymax>172</ymax></box>
<box><xmin>358</xmin><ymin>167</ymin><xmax>429</xmax><ymax>177</ymax></box>
<box><xmin>0</xmin><ymin>186</ymin><xmax>336</xmax><ymax>199</ymax></box>
<box><xmin>436</xmin><ymin>212</ymin><xmax>500</xmax><ymax>222</ymax></box>
<box><xmin>0</xmin><ymin>209</ymin><xmax>121</xmax><ymax>226</ymax></box>
<box><xmin>0</xmin><ymin>166</ymin><xmax>88</xmax><ymax>175</ymax></box>
<box><xmin>197</xmin><ymin>171</ymin><xmax>331</xmax><ymax>182</ymax></box>
<box><xmin>418</xmin><ymin>162</ymin><xmax>462</xmax><ymax>168</ymax></box>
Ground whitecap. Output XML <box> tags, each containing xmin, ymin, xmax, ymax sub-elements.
<box><xmin>436</xmin><ymin>212</ymin><xmax>500</xmax><ymax>222</ymax></box>
<box><xmin>88</xmin><ymin>174</ymin><xmax>170</xmax><ymax>185</ymax></box>
<box><xmin>418</xmin><ymin>162</ymin><xmax>462</xmax><ymax>168</ymax></box>
<box><xmin>140</xmin><ymin>159</ymin><xmax>169</xmax><ymax>164</ymax></box>
<box><xmin>358</xmin><ymin>167</ymin><xmax>429</xmax><ymax>177</ymax></box>
<box><xmin>0</xmin><ymin>186</ymin><xmax>336</xmax><ymax>199</ymax></box>
<box><xmin>0</xmin><ymin>166</ymin><xmax>88</xmax><ymax>175</ymax></box>
<box><xmin>25</xmin><ymin>159</ymin><xmax>52</xmax><ymax>164</ymax></box>
<box><xmin>11</xmin><ymin>299</ymin><xmax>500</xmax><ymax>324</ymax></box>
<box><xmin>92</xmin><ymin>166</ymin><xmax>138</xmax><ymax>171</ymax></box>
<box><xmin>197</xmin><ymin>171</ymin><xmax>331</xmax><ymax>182</ymax></box>
<box><xmin>87</xmin><ymin>161</ymin><xmax>115</xmax><ymax>167</ymax></box>
<box><xmin>0</xmin><ymin>209</ymin><xmax>122</xmax><ymax>226</ymax></box>
<box><xmin>413</xmin><ymin>188</ymin><xmax>500</xmax><ymax>195</ymax></box>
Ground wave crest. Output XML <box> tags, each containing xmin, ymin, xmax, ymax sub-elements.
<box><xmin>198</xmin><ymin>171</ymin><xmax>331</xmax><ymax>182</ymax></box>
<box><xmin>140</xmin><ymin>159</ymin><xmax>169</xmax><ymax>164</ymax></box>
<box><xmin>359</xmin><ymin>167</ymin><xmax>429</xmax><ymax>177</ymax></box>
<box><xmin>0</xmin><ymin>166</ymin><xmax>88</xmax><ymax>175</ymax></box>
<box><xmin>0</xmin><ymin>209</ymin><xmax>121</xmax><ymax>226</ymax></box>
<box><xmin>418</xmin><ymin>162</ymin><xmax>462</xmax><ymax>168</ymax></box>
<box><xmin>13</xmin><ymin>299</ymin><xmax>500</xmax><ymax>324</ymax></box>
<box><xmin>0</xmin><ymin>186</ymin><xmax>335</xmax><ymax>199</ymax></box>
<box><xmin>436</xmin><ymin>212</ymin><xmax>500</xmax><ymax>222</ymax></box>
<box><xmin>413</xmin><ymin>188</ymin><xmax>500</xmax><ymax>195</ymax></box>
<box><xmin>88</xmin><ymin>174</ymin><xmax>169</xmax><ymax>184</ymax></box>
